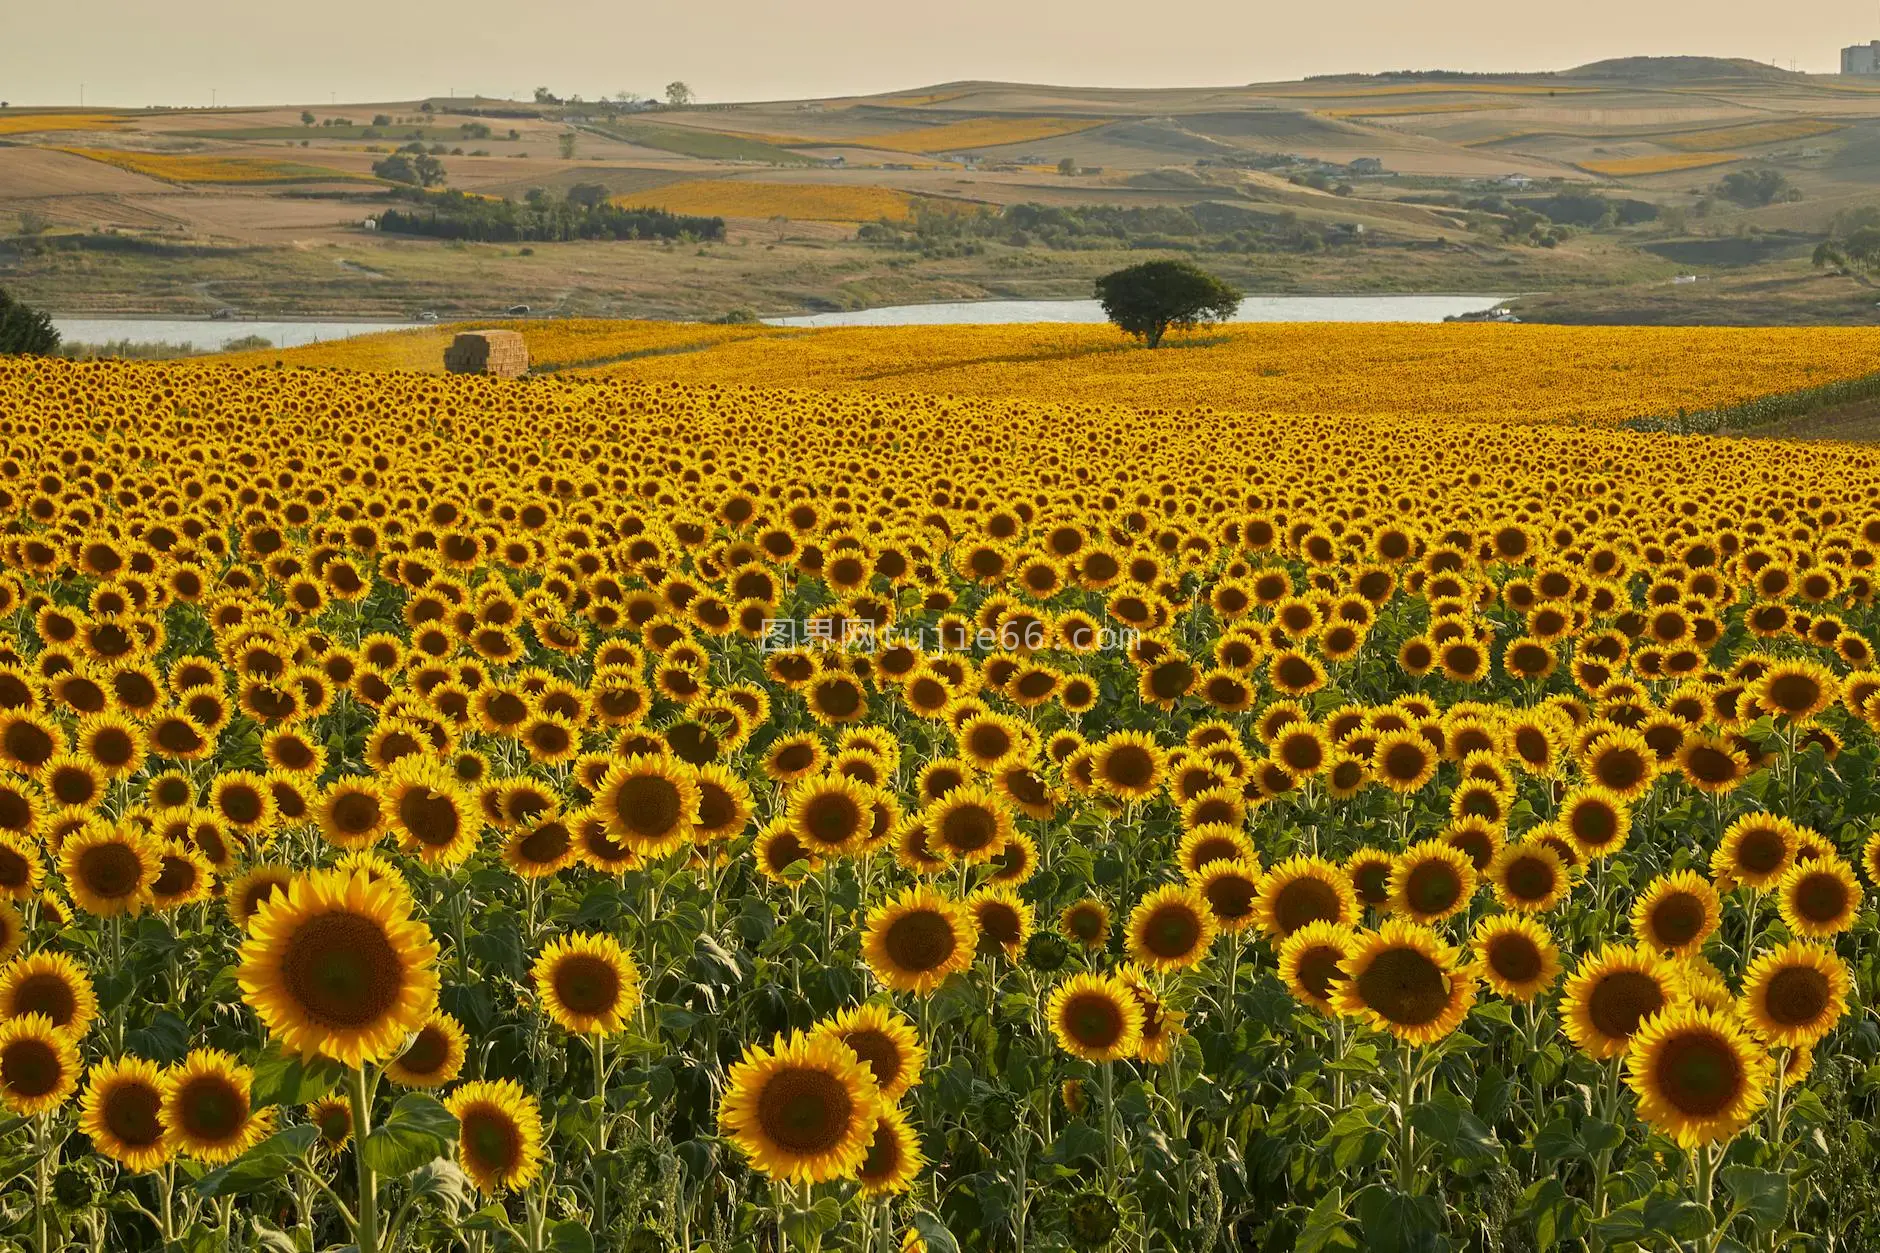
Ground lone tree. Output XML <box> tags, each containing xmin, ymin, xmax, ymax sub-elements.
<box><xmin>665</xmin><ymin>81</ymin><xmax>694</xmax><ymax>107</ymax></box>
<box><xmin>0</xmin><ymin>287</ymin><xmax>59</xmax><ymax>356</ymax></box>
<box><xmin>1094</xmin><ymin>260</ymin><xmax>1242</xmax><ymax>348</ymax></box>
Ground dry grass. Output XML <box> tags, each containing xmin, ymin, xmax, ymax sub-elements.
<box><xmin>1657</xmin><ymin>119</ymin><xmax>1843</xmax><ymax>150</ymax></box>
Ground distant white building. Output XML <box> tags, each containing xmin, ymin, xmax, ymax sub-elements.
<box><xmin>1844</xmin><ymin>41</ymin><xmax>1880</xmax><ymax>74</ymax></box>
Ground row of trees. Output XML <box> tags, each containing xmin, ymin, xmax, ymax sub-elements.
<box><xmin>374</xmin><ymin>187</ymin><xmax>723</xmax><ymax>243</ymax></box>
<box><xmin>0</xmin><ymin>287</ymin><xmax>59</xmax><ymax>356</ymax></box>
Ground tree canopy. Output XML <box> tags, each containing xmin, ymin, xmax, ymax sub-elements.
<box><xmin>0</xmin><ymin>287</ymin><xmax>59</xmax><ymax>357</ymax></box>
<box><xmin>1094</xmin><ymin>260</ymin><xmax>1242</xmax><ymax>348</ymax></box>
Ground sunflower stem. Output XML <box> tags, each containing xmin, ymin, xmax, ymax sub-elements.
<box><xmin>1394</xmin><ymin>1041</ymin><xmax>1417</xmax><ymax>1196</ymax></box>
<box><xmin>591</xmin><ymin>1031</ymin><xmax>609</xmax><ymax>1235</ymax></box>
<box><xmin>1101</xmin><ymin>1059</ymin><xmax>1118</xmax><ymax>1186</ymax></box>
<box><xmin>346</xmin><ymin>1065</ymin><xmax>381</xmax><ymax>1253</ymax></box>
<box><xmin>32</xmin><ymin>1114</ymin><xmax>50</xmax><ymax>1253</ymax></box>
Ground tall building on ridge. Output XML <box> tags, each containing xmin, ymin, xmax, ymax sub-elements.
<box><xmin>1844</xmin><ymin>41</ymin><xmax>1880</xmax><ymax>74</ymax></box>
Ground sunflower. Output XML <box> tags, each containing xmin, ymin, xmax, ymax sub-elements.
<box><xmin>1755</xmin><ymin>660</ymin><xmax>1838</xmax><ymax>723</ymax></box>
<box><xmin>1630</xmin><ymin>871</ymin><xmax>1721</xmax><ymax>957</ymax></box>
<box><xmin>755</xmin><ymin>819</ymin><xmax>818</xmax><ymax>884</ymax></box>
<box><xmin>1118</xmin><ymin>963</ymin><xmax>1183</xmax><ymax>1063</ymax></box>
<box><xmin>1125</xmin><ymin>883</ymin><xmax>1217</xmax><ymax>973</ymax></box>
<box><xmin>1580</xmin><ymin>729</ymin><xmax>1659</xmax><ymax>801</ymax></box>
<box><xmin>1739</xmin><ymin>942</ymin><xmax>1850</xmax><ymax>1048</ymax></box>
<box><xmin>0</xmin><ymin>834</ymin><xmax>43</xmax><ymax>903</ymax></box>
<box><xmin>1370</xmin><ymin>731</ymin><xmax>1437</xmax><ymax>794</ymax></box>
<box><xmin>692</xmin><ymin>763</ymin><xmax>754</xmax><ymax>844</ymax></box>
<box><xmin>1254</xmin><ymin>856</ymin><xmax>1359</xmax><ymax>942</ymax></box>
<box><xmin>1059</xmin><ymin>898</ymin><xmax>1110</xmax><ymax>951</ymax></box>
<box><xmin>1388</xmin><ymin>841</ymin><xmax>1476</xmax><ymax>924</ymax></box>
<box><xmin>1710</xmin><ymin>814</ymin><xmax>1798</xmax><ymax>890</ymax></box>
<box><xmin>237</xmin><ymin>869</ymin><xmax>440</xmax><ymax>1067</ymax></box>
<box><xmin>446</xmin><ymin>1078</ymin><xmax>547</xmax><ymax>1193</ymax></box>
<box><xmin>384</xmin><ymin>1010</ymin><xmax>469</xmax><ymax>1088</ymax></box>
<box><xmin>1488</xmin><ymin>841</ymin><xmax>1570</xmax><ymax>914</ymax></box>
<box><xmin>308</xmin><ymin>1095</ymin><xmax>353</xmax><ymax>1149</ymax></box>
<box><xmin>315</xmin><ymin>778</ymin><xmax>387</xmax><ymax>851</ymax></box>
<box><xmin>718</xmin><ymin>1030</ymin><xmax>883</xmax><ymax>1184</ymax></box>
<box><xmin>1626</xmin><ymin>1005</ymin><xmax>1772</xmax><ymax>1148</ymax></box>
<box><xmin>1776</xmin><ymin>858</ymin><xmax>1863</xmax><ymax>939</ymax></box>
<box><xmin>0</xmin><ymin>951</ymin><xmax>97</xmax><ymax>1042</ymax></box>
<box><xmin>58</xmin><ymin>821</ymin><xmax>157</xmax><ymax>918</ymax></box>
<box><xmin>1279</xmin><ymin>920</ymin><xmax>1355</xmax><ymax>1015</ymax></box>
<box><xmin>863</xmin><ymin>886</ymin><xmax>977</xmax><ymax>996</ymax></box>
<box><xmin>209</xmin><ymin>771</ymin><xmax>278</xmax><ymax>837</ymax></box>
<box><xmin>226</xmin><ymin>864</ymin><xmax>296</xmax><ymax>931</ymax></box>
<box><xmin>1559</xmin><ymin>787</ymin><xmax>1631</xmax><ymax>861</ymax></box>
<box><xmin>79</xmin><ymin>1055</ymin><xmax>171</xmax><ymax>1172</ymax></box>
<box><xmin>1190</xmin><ymin>857</ymin><xmax>1262</xmax><ymax>934</ymax></box>
<box><xmin>595</xmin><ymin>754</ymin><xmax>699</xmax><ymax>860</ymax></box>
<box><xmin>1560</xmin><ymin>944</ymin><xmax>1680</xmax><ymax>1061</ymax></box>
<box><xmin>0</xmin><ymin>1014</ymin><xmax>78</xmax><ymax>1116</ymax></box>
<box><xmin>1676</xmin><ymin>734</ymin><xmax>1749</xmax><ymax>795</ymax></box>
<box><xmin>841</xmin><ymin>1106</ymin><xmax>925</xmax><ymax>1200</ymax></box>
<box><xmin>1047</xmin><ymin>971</ymin><xmax>1145</xmax><ymax>1062</ymax></box>
<box><xmin>1471</xmin><ymin>913</ymin><xmax>1560</xmax><ymax>1002</ymax></box>
<box><xmin>162</xmin><ymin>1048</ymin><xmax>273</xmax><ymax>1163</ymax></box>
<box><xmin>1331</xmin><ymin>921</ymin><xmax>1476</xmax><ymax>1045</ymax></box>
<box><xmin>531</xmin><ymin>932</ymin><xmax>642</xmax><ymax>1036</ymax></box>
<box><xmin>1344</xmin><ymin>848</ymin><xmax>1396</xmax><ymax>912</ymax></box>
<box><xmin>969</xmin><ymin>885</ymin><xmax>1034</xmax><ymax>959</ymax></box>
<box><xmin>814</xmin><ymin>1003</ymin><xmax>926</xmax><ymax>1101</ymax></box>
<box><xmin>1091</xmin><ymin>731</ymin><xmax>1166</xmax><ymax>800</ymax></box>
<box><xmin>924</xmin><ymin>785</ymin><xmax>1012</xmax><ymax>866</ymax></box>
<box><xmin>0</xmin><ymin>903</ymin><xmax>20</xmax><ymax>964</ymax></box>
<box><xmin>149</xmin><ymin>839</ymin><xmax>213</xmax><ymax>911</ymax></box>
<box><xmin>381</xmin><ymin>757</ymin><xmax>480</xmax><ymax>868</ymax></box>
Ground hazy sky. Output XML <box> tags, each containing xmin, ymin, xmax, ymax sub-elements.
<box><xmin>5</xmin><ymin>0</ymin><xmax>1878</xmax><ymax>107</ymax></box>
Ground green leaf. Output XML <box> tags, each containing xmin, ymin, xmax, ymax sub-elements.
<box><xmin>910</xmin><ymin>1210</ymin><xmax>961</xmax><ymax>1253</ymax></box>
<box><xmin>1722</xmin><ymin>1165</ymin><xmax>1789</xmax><ymax>1228</ymax></box>
<box><xmin>193</xmin><ymin>1125</ymin><xmax>319</xmax><ymax>1198</ymax></box>
<box><xmin>249</xmin><ymin>1047</ymin><xmax>346</xmax><ymax>1109</ymax></box>
<box><xmin>1350</xmin><ymin>1185</ymin><xmax>1444</xmax><ymax>1253</ymax></box>
<box><xmin>360</xmin><ymin>1093</ymin><xmax>459</xmax><ymax>1179</ymax></box>
<box><xmin>406</xmin><ymin>1157</ymin><xmax>475</xmax><ymax>1219</ymax></box>
<box><xmin>1296</xmin><ymin>1186</ymin><xmax>1358</xmax><ymax>1253</ymax></box>
<box><xmin>545</xmin><ymin>1220</ymin><xmax>595</xmax><ymax>1253</ymax></box>
<box><xmin>1408</xmin><ymin>1089</ymin><xmax>1502</xmax><ymax>1170</ymax></box>
<box><xmin>1531</xmin><ymin>1117</ymin><xmax>1584</xmax><ymax>1163</ymax></box>
<box><xmin>779</xmin><ymin>1196</ymin><xmax>842</xmax><ymax>1245</ymax></box>
<box><xmin>1045</xmin><ymin>1123</ymin><xmax>1107</xmax><ymax>1166</ymax></box>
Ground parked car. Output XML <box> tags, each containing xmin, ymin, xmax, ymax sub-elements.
<box><xmin>415</xmin><ymin>310</ymin><xmax>438</xmax><ymax>321</ymax></box>
<box><xmin>208</xmin><ymin>308</ymin><xmax>236</xmax><ymax>321</ymax></box>
<box><xmin>505</xmin><ymin>304</ymin><xmax>531</xmax><ymax>316</ymax></box>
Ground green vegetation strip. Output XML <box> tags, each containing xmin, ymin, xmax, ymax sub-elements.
<box><xmin>1625</xmin><ymin>367</ymin><xmax>1880</xmax><ymax>436</ymax></box>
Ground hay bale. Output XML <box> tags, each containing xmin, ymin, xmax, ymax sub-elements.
<box><xmin>444</xmin><ymin>330</ymin><xmax>528</xmax><ymax>379</ymax></box>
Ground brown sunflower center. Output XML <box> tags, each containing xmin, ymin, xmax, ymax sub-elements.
<box><xmin>882</xmin><ymin>910</ymin><xmax>957</xmax><ymax>973</ymax></box>
<box><xmin>1354</xmin><ymin>946</ymin><xmax>1449</xmax><ymax>1026</ymax></box>
<box><xmin>1203</xmin><ymin>873</ymin><xmax>1256</xmax><ymax>920</ymax></box>
<box><xmin>1486</xmin><ymin>933</ymin><xmax>1543</xmax><ymax>985</ymax></box>
<box><xmin>517</xmin><ymin>822</ymin><xmax>572</xmax><ymax>865</ymax></box>
<box><xmin>1504</xmin><ymin>855</ymin><xmax>1558</xmax><ymax>903</ymax></box>
<box><xmin>613</xmin><ymin>775</ymin><xmax>682</xmax><ymax>839</ymax></box>
<box><xmin>10</xmin><ymin>973</ymin><xmax>77</xmax><ymax>1028</ymax></box>
<box><xmin>176</xmin><ymin>1076</ymin><xmax>247</xmax><ymax>1140</ymax></box>
<box><xmin>399</xmin><ymin>788</ymin><xmax>462</xmax><ymax>848</ymax></box>
<box><xmin>1405</xmin><ymin>862</ymin><xmax>1463</xmax><ymax>915</ymax></box>
<box><xmin>1587</xmin><ymin>970</ymin><xmax>1665</xmax><ymax>1042</ymax></box>
<box><xmin>103</xmin><ymin>1080</ymin><xmax>164</xmax><ymax>1147</ymax></box>
<box><xmin>280</xmin><ymin>911</ymin><xmax>404</xmax><ymax>1028</ymax></box>
<box><xmin>1381</xmin><ymin>741</ymin><xmax>1430</xmax><ymax>783</ymax></box>
<box><xmin>1062</xmin><ymin>991</ymin><xmax>1127</xmax><ymax>1049</ymax></box>
<box><xmin>1735</xmin><ymin>829</ymin><xmax>1787</xmax><ymax>875</ymax></box>
<box><xmin>976</xmin><ymin>902</ymin><xmax>1022</xmax><ymax>951</ymax></box>
<box><xmin>839</xmin><ymin>1028</ymin><xmax>904</xmax><ymax>1092</ymax></box>
<box><xmin>1272</xmin><ymin>876</ymin><xmax>1342</xmax><ymax>936</ymax></box>
<box><xmin>1792</xmin><ymin>873</ymin><xmax>1850</xmax><ymax>924</ymax></box>
<box><xmin>1653</xmin><ymin>1032</ymin><xmax>1744</xmax><ymax>1117</ymax></box>
<box><xmin>938</xmin><ymin>804</ymin><xmax>997</xmax><ymax>854</ymax></box>
<box><xmin>859</xmin><ymin>1117</ymin><xmax>904</xmax><ymax>1182</ymax></box>
<box><xmin>1142</xmin><ymin>903</ymin><xmax>1203</xmax><ymax>959</ymax></box>
<box><xmin>1101</xmin><ymin>745</ymin><xmax>1155</xmax><ymax>792</ymax></box>
<box><xmin>398</xmin><ymin>1025</ymin><xmax>450</xmax><ymax>1076</ymax></box>
<box><xmin>802</xmin><ymin>793</ymin><xmax>864</xmax><ymax>849</ymax></box>
<box><xmin>756</xmin><ymin>1066</ymin><xmax>854</xmax><ymax>1154</ymax></box>
<box><xmin>78</xmin><ymin>843</ymin><xmax>143</xmax><ymax>899</ymax></box>
<box><xmin>462</xmin><ymin>1106</ymin><xmax>525</xmax><ymax>1175</ymax></box>
<box><xmin>1683</xmin><ymin>745</ymin><xmax>1738</xmax><ymax>784</ymax></box>
<box><xmin>1765</xmin><ymin>674</ymin><xmax>1821</xmax><ymax>716</ymax></box>
<box><xmin>1764</xmin><ymin>966</ymin><xmax>1830</xmax><ymax>1027</ymax></box>
<box><xmin>0</xmin><ymin>1037</ymin><xmax>61</xmax><ymax>1099</ymax></box>
<box><xmin>330</xmin><ymin>791</ymin><xmax>381</xmax><ymax>836</ymax></box>
<box><xmin>153</xmin><ymin>854</ymin><xmax>199</xmax><ymax>899</ymax></box>
<box><xmin>551</xmin><ymin>954</ymin><xmax>622</xmax><ymax>1017</ymax></box>
<box><xmin>1648</xmin><ymin>893</ymin><xmax>1707</xmax><ymax>948</ymax></box>
<box><xmin>1296</xmin><ymin>945</ymin><xmax>1344</xmax><ymax>1003</ymax></box>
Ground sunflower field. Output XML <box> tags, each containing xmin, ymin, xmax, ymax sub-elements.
<box><xmin>0</xmin><ymin>348</ymin><xmax>1877</xmax><ymax>1252</ymax></box>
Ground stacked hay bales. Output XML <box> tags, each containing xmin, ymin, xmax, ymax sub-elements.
<box><xmin>444</xmin><ymin>330</ymin><xmax>529</xmax><ymax>378</ymax></box>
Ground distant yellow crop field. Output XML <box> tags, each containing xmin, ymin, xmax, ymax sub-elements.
<box><xmin>1265</xmin><ymin>83</ymin><xmax>1601</xmax><ymax>98</ymax></box>
<box><xmin>57</xmin><ymin>147</ymin><xmax>375</xmax><ymax>184</ymax></box>
<box><xmin>1657</xmin><ymin>119</ymin><xmax>1842</xmax><ymax>150</ymax></box>
<box><xmin>0</xmin><ymin>112</ymin><xmax>126</xmax><ymax>136</ymax></box>
<box><xmin>1578</xmin><ymin>151</ymin><xmax>1741</xmax><ymax>177</ymax></box>
<box><xmin>570</xmin><ymin>321</ymin><xmax>1880</xmax><ymax>426</ymax></box>
<box><xmin>857</xmin><ymin>117</ymin><xmax>1106</xmax><ymax>154</ymax></box>
<box><xmin>216</xmin><ymin>319</ymin><xmax>788</xmax><ymax>373</ymax></box>
<box><xmin>620</xmin><ymin>180</ymin><xmax>922</xmax><ymax>222</ymax></box>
